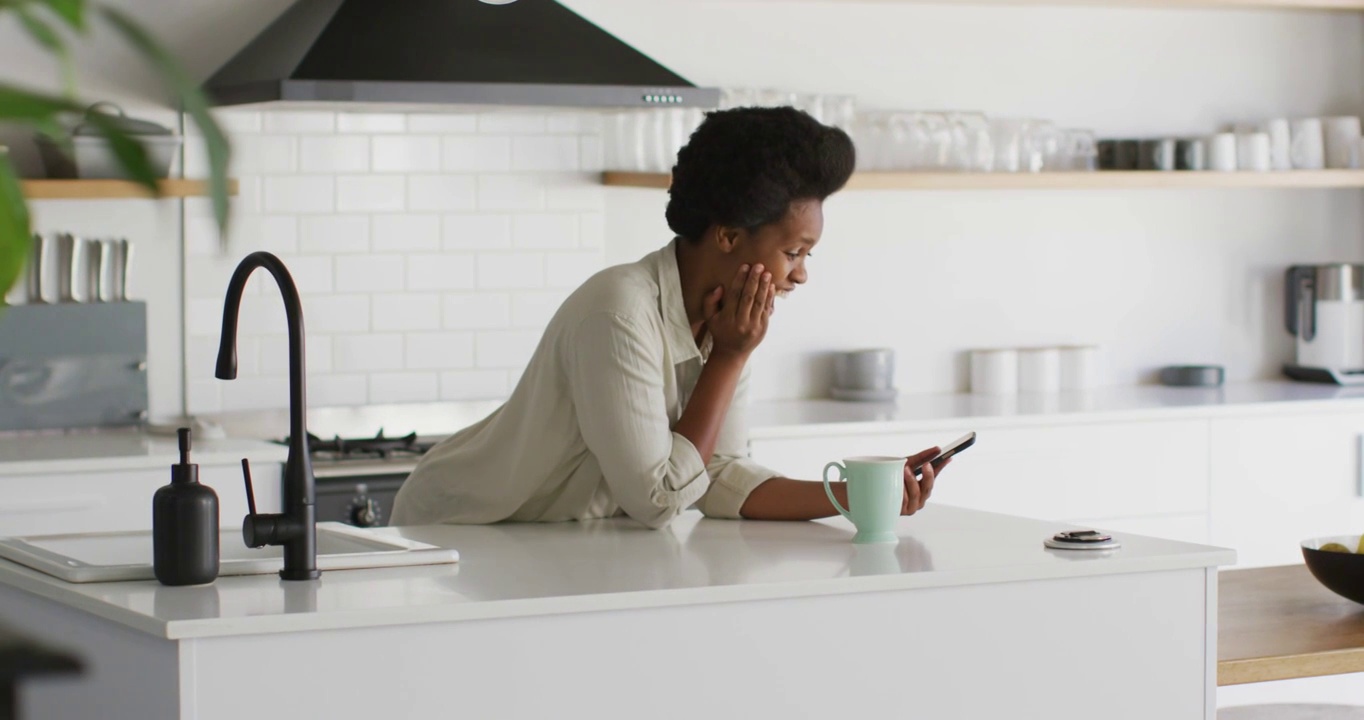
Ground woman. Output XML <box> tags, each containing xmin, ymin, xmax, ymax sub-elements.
<box><xmin>391</xmin><ymin>106</ymin><xmax>948</xmax><ymax>529</ymax></box>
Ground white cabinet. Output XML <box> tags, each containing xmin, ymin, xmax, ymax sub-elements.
<box><xmin>1210</xmin><ymin>411</ymin><xmax>1364</xmax><ymax>568</ymax></box>
<box><xmin>750</xmin><ymin>419</ymin><xmax>1209</xmax><ymax>529</ymax></box>
<box><xmin>0</xmin><ymin>462</ymin><xmax>283</xmax><ymax>536</ymax></box>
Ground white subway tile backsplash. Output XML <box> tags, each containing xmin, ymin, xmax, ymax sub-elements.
<box><xmin>369</xmin><ymin>372</ymin><xmax>439</xmax><ymax>404</ymax></box>
<box><xmin>186</xmin><ymin>380</ymin><xmax>223</xmax><ymax>414</ymax></box>
<box><xmin>335</xmin><ymin>334</ymin><xmax>405</xmax><ymax>371</ymax></box>
<box><xmin>478</xmin><ymin>113</ymin><xmax>546</xmax><ymax>134</ymax></box>
<box><xmin>443</xmin><ymin>214</ymin><xmax>512</xmax><ymax>250</ymax></box>
<box><xmin>263</xmin><ymin>111</ymin><xmax>334</xmax><ymax>134</ymax></box>
<box><xmin>187</xmin><ymin>298</ymin><xmax>224</xmax><ymax>337</ymax></box>
<box><xmin>373</xmin><ymin>215</ymin><xmax>441</xmax><ymax>251</ymax></box>
<box><xmin>442</xmin><ymin>136</ymin><xmax>511</xmax><ymax>172</ymax></box>
<box><xmin>300</xmin><ymin>215</ymin><xmax>370</xmax><ymax>254</ymax></box>
<box><xmin>221</xmin><ymin>377</ymin><xmax>292</xmax><ymax>411</ymax></box>
<box><xmin>408</xmin><ymin>114</ymin><xmax>478</xmax><ymax>133</ymax></box>
<box><xmin>187</xmin><ymin>110</ymin><xmax>613</xmax><ymax>411</ymax></box>
<box><xmin>240</xmin><ymin>294</ymin><xmax>289</xmax><ymax>335</ymax></box>
<box><xmin>337</xmin><ymin>113</ymin><xmax>407</xmax><ymax>133</ymax></box>
<box><xmin>372</xmin><ymin>293</ymin><xmax>441</xmax><ymax>331</ymax></box>
<box><xmin>337</xmin><ymin>176</ymin><xmax>406</xmax><ymax>212</ymax></box>
<box><xmin>264</xmin><ymin>177</ymin><xmax>334</xmax><ymax>214</ymax></box>
<box><xmin>336</xmin><ymin>255</ymin><xmax>406</xmax><ymax>293</ymax></box>
<box><xmin>278</xmin><ymin>255</ymin><xmax>334</xmax><ymax>294</ymax></box>
<box><xmin>512</xmin><ymin>136</ymin><xmax>579</xmax><ymax>172</ymax></box>
<box><xmin>373</xmin><ymin>136</ymin><xmax>442</xmax><ymax>173</ymax></box>
<box><xmin>406</xmin><ymin>332</ymin><xmax>475</xmax><ymax>369</ymax></box>
<box><xmin>443</xmin><ymin>293</ymin><xmax>512</xmax><ymax>329</ymax></box>
<box><xmin>300</xmin><ymin>136</ymin><xmax>370</xmax><ymax>173</ymax></box>
<box><xmin>440</xmin><ymin>370</ymin><xmax>509</xmax><ymax>400</ymax></box>
<box><xmin>212</xmin><ymin>110</ymin><xmax>262</xmax><ymax>134</ymax></box>
<box><xmin>511</xmin><ymin>291</ymin><xmax>569</xmax><ymax>328</ymax></box>
<box><xmin>546</xmin><ymin>113</ymin><xmax>603</xmax><ymax>134</ymax></box>
<box><xmin>512</xmin><ymin>214</ymin><xmax>579</xmax><ymax>249</ymax></box>
<box><xmin>579</xmin><ymin>213</ymin><xmax>605</xmax><ymax>250</ymax></box>
<box><xmin>476</xmin><ymin>330</ymin><xmax>542</xmax><ymax>368</ymax></box>
<box><xmin>407</xmin><ymin>254</ymin><xmax>476</xmax><ymax>291</ymax></box>
<box><xmin>545</xmin><ymin>251</ymin><xmax>606</xmax><ymax>289</ymax></box>
<box><xmin>580</xmin><ymin>136</ymin><xmax>604</xmax><ymax>173</ymax></box>
<box><xmin>260</xmin><ymin>335</ymin><xmax>333</xmax><ymax>374</ymax></box>
<box><xmin>478</xmin><ymin>175</ymin><xmax>544</xmax><ymax>211</ymax></box>
<box><xmin>408</xmin><ymin>175</ymin><xmax>478</xmax><ymax>211</ymax></box>
<box><xmin>260</xmin><ymin>216</ymin><xmax>300</xmax><ymax>255</ymax></box>
<box><xmin>307</xmin><ymin>295</ymin><xmax>372</xmax><ymax>333</ymax></box>
<box><xmin>478</xmin><ymin>253</ymin><xmax>545</xmax><ymax>289</ymax></box>
<box><xmin>546</xmin><ymin>184</ymin><xmax>604</xmax><ymax>211</ymax></box>
<box><xmin>310</xmin><ymin>374</ymin><xmax>369</xmax><ymax>406</ymax></box>
<box><xmin>236</xmin><ymin>135</ymin><xmax>298</xmax><ymax>174</ymax></box>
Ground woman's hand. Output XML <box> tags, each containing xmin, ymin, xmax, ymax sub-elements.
<box><xmin>902</xmin><ymin>447</ymin><xmax>950</xmax><ymax>515</ymax></box>
<box><xmin>704</xmin><ymin>263</ymin><xmax>775</xmax><ymax>360</ymax></box>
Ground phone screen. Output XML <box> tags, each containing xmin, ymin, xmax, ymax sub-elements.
<box><xmin>913</xmin><ymin>432</ymin><xmax>976</xmax><ymax>478</ymax></box>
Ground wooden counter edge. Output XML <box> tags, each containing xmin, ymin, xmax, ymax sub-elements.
<box><xmin>1219</xmin><ymin>648</ymin><xmax>1364</xmax><ymax>686</ymax></box>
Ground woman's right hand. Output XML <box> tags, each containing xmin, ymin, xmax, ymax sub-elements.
<box><xmin>704</xmin><ymin>263</ymin><xmax>775</xmax><ymax>360</ymax></box>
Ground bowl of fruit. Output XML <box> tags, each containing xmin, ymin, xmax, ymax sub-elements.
<box><xmin>1301</xmin><ymin>535</ymin><xmax>1364</xmax><ymax>605</ymax></box>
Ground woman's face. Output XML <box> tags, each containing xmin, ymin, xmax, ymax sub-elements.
<box><xmin>729</xmin><ymin>199</ymin><xmax>823</xmax><ymax>299</ymax></box>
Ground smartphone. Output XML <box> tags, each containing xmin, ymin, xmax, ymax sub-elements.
<box><xmin>912</xmin><ymin>431</ymin><xmax>976</xmax><ymax>478</ymax></box>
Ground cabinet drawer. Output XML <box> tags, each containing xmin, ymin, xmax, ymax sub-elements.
<box><xmin>0</xmin><ymin>462</ymin><xmax>282</xmax><ymax>536</ymax></box>
<box><xmin>750</xmin><ymin>419</ymin><xmax>1209</xmax><ymax>522</ymax></box>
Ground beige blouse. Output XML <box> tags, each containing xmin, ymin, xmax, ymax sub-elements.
<box><xmin>390</xmin><ymin>239</ymin><xmax>780</xmax><ymax>529</ymax></box>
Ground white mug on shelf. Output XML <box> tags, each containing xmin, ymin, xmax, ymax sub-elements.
<box><xmin>1290</xmin><ymin>118</ymin><xmax>1326</xmax><ymax>170</ymax></box>
<box><xmin>970</xmin><ymin>349</ymin><xmax>1019</xmax><ymax>395</ymax></box>
<box><xmin>1265</xmin><ymin>118</ymin><xmax>1292</xmax><ymax>171</ymax></box>
<box><xmin>1017</xmin><ymin>347</ymin><xmax>1061</xmax><ymax>394</ymax></box>
<box><xmin>1237</xmin><ymin>132</ymin><xmax>1271</xmax><ymax>172</ymax></box>
<box><xmin>1322</xmin><ymin>116</ymin><xmax>1362</xmax><ymax>169</ymax></box>
<box><xmin>1058</xmin><ymin>346</ymin><xmax>1102</xmax><ymax>391</ymax></box>
<box><xmin>1208</xmin><ymin>133</ymin><xmax>1238</xmax><ymax>172</ymax></box>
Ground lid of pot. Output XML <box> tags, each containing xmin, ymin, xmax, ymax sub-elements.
<box><xmin>71</xmin><ymin>102</ymin><xmax>174</xmax><ymax>137</ymax></box>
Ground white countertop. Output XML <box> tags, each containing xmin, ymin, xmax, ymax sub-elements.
<box><xmin>0</xmin><ymin>430</ymin><xmax>290</xmax><ymax>475</ymax></box>
<box><xmin>748</xmin><ymin>381</ymin><xmax>1364</xmax><ymax>438</ymax></box>
<box><xmin>0</xmin><ymin>505</ymin><xmax>1234</xmax><ymax>640</ymax></box>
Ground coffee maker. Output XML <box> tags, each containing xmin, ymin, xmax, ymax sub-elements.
<box><xmin>1284</xmin><ymin>264</ymin><xmax>1364</xmax><ymax>384</ymax></box>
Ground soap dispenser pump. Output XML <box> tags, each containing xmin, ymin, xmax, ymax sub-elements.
<box><xmin>153</xmin><ymin>427</ymin><xmax>220</xmax><ymax>586</ymax></box>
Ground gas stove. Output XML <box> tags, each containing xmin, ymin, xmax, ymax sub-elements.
<box><xmin>273</xmin><ymin>429</ymin><xmax>447</xmax><ymax>528</ymax></box>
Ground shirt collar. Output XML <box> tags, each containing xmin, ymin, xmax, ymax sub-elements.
<box><xmin>654</xmin><ymin>238</ymin><xmax>708</xmax><ymax>364</ymax></box>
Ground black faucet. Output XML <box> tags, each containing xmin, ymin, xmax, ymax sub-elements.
<box><xmin>215</xmin><ymin>251</ymin><xmax>319</xmax><ymax>581</ymax></box>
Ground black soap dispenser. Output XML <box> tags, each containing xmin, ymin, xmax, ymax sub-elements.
<box><xmin>153</xmin><ymin>428</ymin><xmax>220</xmax><ymax>586</ymax></box>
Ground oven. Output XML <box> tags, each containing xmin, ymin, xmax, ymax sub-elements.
<box><xmin>295</xmin><ymin>431</ymin><xmax>437</xmax><ymax>528</ymax></box>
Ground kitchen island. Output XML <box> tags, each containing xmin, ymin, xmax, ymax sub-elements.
<box><xmin>1</xmin><ymin>505</ymin><xmax>1233</xmax><ymax>719</ymax></box>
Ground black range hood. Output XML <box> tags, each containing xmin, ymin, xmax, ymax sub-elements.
<box><xmin>206</xmin><ymin>0</ymin><xmax>719</xmax><ymax>109</ymax></box>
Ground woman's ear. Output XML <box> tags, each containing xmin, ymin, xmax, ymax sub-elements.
<box><xmin>713</xmin><ymin>225</ymin><xmax>742</xmax><ymax>254</ymax></box>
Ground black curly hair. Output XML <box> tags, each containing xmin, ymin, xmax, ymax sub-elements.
<box><xmin>665</xmin><ymin>106</ymin><xmax>856</xmax><ymax>243</ymax></box>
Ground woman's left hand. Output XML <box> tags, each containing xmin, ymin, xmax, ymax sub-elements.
<box><xmin>901</xmin><ymin>447</ymin><xmax>950</xmax><ymax>515</ymax></box>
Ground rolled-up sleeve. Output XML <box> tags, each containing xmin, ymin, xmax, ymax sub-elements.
<box><xmin>695</xmin><ymin>362</ymin><xmax>781</xmax><ymax>519</ymax></box>
<box><xmin>568</xmin><ymin>311</ymin><xmax>711</xmax><ymax>529</ymax></box>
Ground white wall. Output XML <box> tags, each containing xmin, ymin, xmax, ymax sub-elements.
<box><xmin>3</xmin><ymin>1</ymin><xmax>1364</xmax><ymax>413</ymax></box>
<box><xmin>587</xmin><ymin>1</ymin><xmax>1364</xmax><ymax>399</ymax></box>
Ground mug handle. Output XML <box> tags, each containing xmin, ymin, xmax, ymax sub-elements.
<box><xmin>823</xmin><ymin>462</ymin><xmax>853</xmax><ymax>521</ymax></box>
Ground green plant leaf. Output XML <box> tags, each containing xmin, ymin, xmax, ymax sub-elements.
<box><xmin>81</xmin><ymin>110</ymin><xmax>159</xmax><ymax>194</ymax></box>
<box><xmin>0</xmin><ymin>155</ymin><xmax>32</xmax><ymax>302</ymax></box>
<box><xmin>0</xmin><ymin>83</ymin><xmax>81</xmax><ymax>120</ymax></box>
<box><xmin>101</xmin><ymin>7</ymin><xmax>232</xmax><ymax>231</ymax></box>
<box><xmin>34</xmin><ymin>0</ymin><xmax>84</xmax><ymax>29</ymax></box>
<box><xmin>15</xmin><ymin>5</ymin><xmax>78</xmax><ymax>97</ymax></box>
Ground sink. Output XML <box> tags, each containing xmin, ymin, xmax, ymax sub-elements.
<box><xmin>0</xmin><ymin>522</ymin><xmax>459</xmax><ymax>583</ymax></box>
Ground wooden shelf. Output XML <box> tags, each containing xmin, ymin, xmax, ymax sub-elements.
<box><xmin>602</xmin><ymin>170</ymin><xmax>1364</xmax><ymax>191</ymax></box>
<box><xmin>21</xmin><ymin>179</ymin><xmax>238</xmax><ymax>200</ymax></box>
<box><xmin>832</xmin><ymin>0</ymin><xmax>1364</xmax><ymax>10</ymax></box>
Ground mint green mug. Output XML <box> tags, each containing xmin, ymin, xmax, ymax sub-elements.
<box><xmin>823</xmin><ymin>456</ymin><xmax>905</xmax><ymax>544</ymax></box>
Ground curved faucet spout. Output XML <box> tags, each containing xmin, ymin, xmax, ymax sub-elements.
<box><xmin>215</xmin><ymin>251</ymin><xmax>319</xmax><ymax>581</ymax></box>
